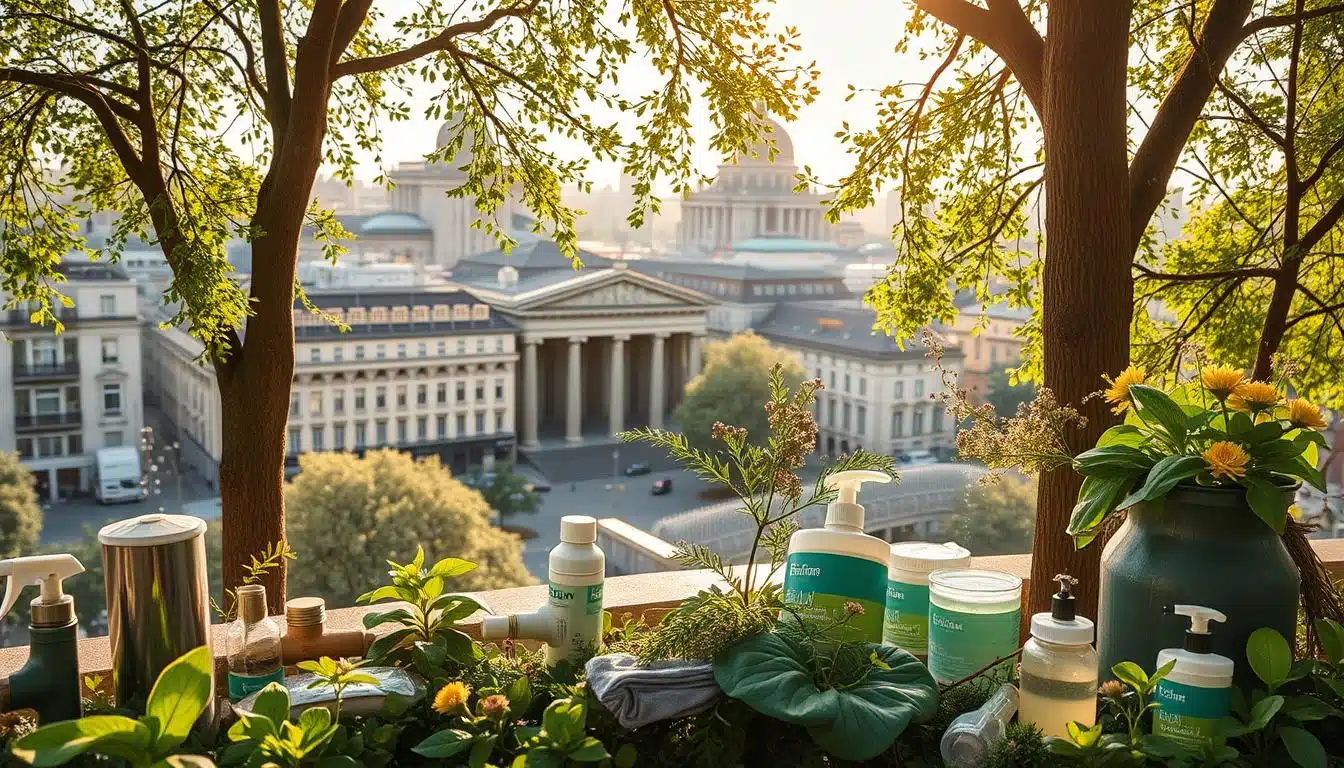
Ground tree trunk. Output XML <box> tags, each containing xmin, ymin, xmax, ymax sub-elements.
<box><xmin>1030</xmin><ymin>0</ymin><xmax>1134</xmax><ymax>621</ymax></box>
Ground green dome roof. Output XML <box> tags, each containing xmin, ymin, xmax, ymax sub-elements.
<box><xmin>359</xmin><ymin>212</ymin><xmax>431</xmax><ymax>236</ymax></box>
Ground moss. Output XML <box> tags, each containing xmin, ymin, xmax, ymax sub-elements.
<box><xmin>985</xmin><ymin>720</ymin><xmax>1050</xmax><ymax>768</ymax></box>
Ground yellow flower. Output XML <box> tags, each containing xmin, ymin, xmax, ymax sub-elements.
<box><xmin>1227</xmin><ymin>381</ymin><xmax>1280</xmax><ymax>412</ymax></box>
<box><xmin>1289</xmin><ymin>504</ymin><xmax>1302</xmax><ymax>521</ymax></box>
<box><xmin>1286</xmin><ymin>398</ymin><xmax>1327</xmax><ymax>431</ymax></box>
<box><xmin>1103</xmin><ymin>365</ymin><xmax>1147</xmax><ymax>414</ymax></box>
<box><xmin>1202</xmin><ymin>441</ymin><xmax>1250</xmax><ymax>480</ymax></box>
<box><xmin>433</xmin><ymin>681</ymin><xmax>471</xmax><ymax>716</ymax></box>
<box><xmin>1200</xmin><ymin>366</ymin><xmax>1245</xmax><ymax>399</ymax></box>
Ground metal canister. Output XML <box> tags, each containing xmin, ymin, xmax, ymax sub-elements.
<box><xmin>99</xmin><ymin>513</ymin><xmax>213</xmax><ymax>718</ymax></box>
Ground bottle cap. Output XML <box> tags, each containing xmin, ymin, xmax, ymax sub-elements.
<box><xmin>98</xmin><ymin>513</ymin><xmax>206</xmax><ymax>547</ymax></box>
<box><xmin>1030</xmin><ymin>612</ymin><xmax>1095</xmax><ymax>645</ymax></box>
<box><xmin>1165</xmin><ymin>604</ymin><xmax>1226</xmax><ymax>654</ymax></box>
<box><xmin>1050</xmin><ymin>574</ymin><xmax>1078</xmax><ymax>622</ymax></box>
<box><xmin>823</xmin><ymin>470</ymin><xmax>892</xmax><ymax>529</ymax></box>
<box><xmin>237</xmin><ymin>584</ymin><xmax>268</xmax><ymax>623</ymax></box>
<box><xmin>889</xmin><ymin>542</ymin><xmax>971</xmax><ymax>574</ymax></box>
<box><xmin>285</xmin><ymin>597</ymin><xmax>327</xmax><ymax>628</ymax></box>
<box><xmin>559</xmin><ymin>515</ymin><xmax>597</xmax><ymax>544</ymax></box>
<box><xmin>480</xmin><ymin>614</ymin><xmax>515</xmax><ymax>640</ymax></box>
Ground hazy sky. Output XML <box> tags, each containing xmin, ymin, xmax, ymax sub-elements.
<box><xmin>355</xmin><ymin>0</ymin><xmax>926</xmax><ymax>188</ymax></box>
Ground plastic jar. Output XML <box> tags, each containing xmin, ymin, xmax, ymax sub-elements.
<box><xmin>883</xmin><ymin>542</ymin><xmax>972</xmax><ymax>659</ymax></box>
<box><xmin>928</xmin><ymin>569</ymin><xmax>1023</xmax><ymax>684</ymax></box>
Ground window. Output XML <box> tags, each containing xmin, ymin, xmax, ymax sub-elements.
<box><xmin>35</xmin><ymin>388</ymin><xmax>61</xmax><ymax>414</ymax></box>
<box><xmin>68</xmin><ymin>434</ymin><xmax>83</xmax><ymax>455</ymax></box>
<box><xmin>858</xmin><ymin>377</ymin><xmax>867</xmax><ymax>397</ymax></box>
<box><xmin>417</xmin><ymin>343</ymin><xmax>427</xmax><ymax>357</ymax></box>
<box><xmin>829</xmin><ymin>372</ymin><xmax>836</xmax><ymax>389</ymax></box>
<box><xmin>354</xmin><ymin>388</ymin><xmax>366</xmax><ymax>411</ymax></box>
<box><xmin>416</xmin><ymin>416</ymin><xmax>428</xmax><ymax>441</ymax></box>
<box><xmin>99</xmin><ymin>294</ymin><xmax>116</xmax><ymax>315</ymax></box>
<box><xmin>842</xmin><ymin>403</ymin><xmax>852</xmax><ymax>431</ymax></box>
<box><xmin>334</xmin><ymin>392</ymin><xmax>345</xmax><ymax>415</ymax></box>
<box><xmin>355</xmin><ymin>345</ymin><xmax>366</xmax><ymax>360</ymax></box>
<box><xmin>310</xmin><ymin>347</ymin><xmax>321</xmax><ymax>363</ymax></box>
<box><xmin>104</xmin><ymin>430</ymin><xmax>123</xmax><ymax>447</ymax></box>
<box><xmin>309</xmin><ymin>392</ymin><xmax>323</xmax><ymax>416</ymax></box>
<box><xmin>456</xmin><ymin>340</ymin><xmax>466</xmax><ymax>355</ymax></box>
<box><xmin>933</xmin><ymin>409</ymin><xmax>945</xmax><ymax>434</ymax></box>
<box><xmin>494</xmin><ymin>378</ymin><xmax>505</xmax><ymax>401</ymax></box>
<box><xmin>437</xmin><ymin>415</ymin><xmax>447</xmax><ymax>438</ymax></box>
<box><xmin>913</xmin><ymin>410</ymin><xmax>925</xmax><ymax>436</ymax></box>
<box><xmin>815</xmin><ymin>368</ymin><xmax>822</xmax><ymax>381</ymax></box>
<box><xmin>396</xmin><ymin>343</ymin><xmax>407</xmax><ymax>359</ymax></box>
<box><xmin>412</xmin><ymin>306</ymin><xmax>430</xmax><ymax>322</ymax></box>
<box><xmin>376</xmin><ymin>344</ymin><xmax>386</xmax><ymax>360</ymax></box>
<box><xmin>101</xmin><ymin>338</ymin><xmax>119</xmax><ymax>363</ymax></box>
<box><xmin>857</xmin><ymin>406</ymin><xmax>867</xmax><ymax>436</ymax></box>
<box><xmin>474</xmin><ymin>382</ymin><xmax>485</xmax><ymax>402</ymax></box>
<box><xmin>437</xmin><ymin>341</ymin><xmax>447</xmax><ymax>356</ymax></box>
<box><xmin>891</xmin><ymin>409</ymin><xmax>904</xmax><ymax>437</ymax></box>
<box><xmin>827</xmin><ymin>399</ymin><xmax>836</xmax><ymax>426</ymax></box>
<box><xmin>103</xmin><ymin>383</ymin><xmax>122</xmax><ymax>414</ymax></box>
<box><xmin>375</xmin><ymin>386</ymin><xmax>387</xmax><ymax>409</ymax></box>
<box><xmin>38</xmin><ymin>436</ymin><xmax>64</xmax><ymax>457</ymax></box>
<box><xmin>915</xmin><ymin>380</ymin><xmax>925</xmax><ymax>398</ymax></box>
<box><xmin>396</xmin><ymin>418</ymin><xmax>408</xmax><ymax>443</ymax></box>
<box><xmin>895</xmin><ymin>381</ymin><xmax>905</xmax><ymax>399</ymax></box>
<box><xmin>991</xmin><ymin>345</ymin><xmax>998</xmax><ymax>364</ymax></box>
<box><xmin>334</xmin><ymin>347</ymin><xmax>344</xmax><ymax>362</ymax></box>
<box><xmin>476</xmin><ymin>339</ymin><xmax>486</xmax><ymax>353</ymax></box>
<box><xmin>396</xmin><ymin>385</ymin><xmax>407</xmax><ymax>409</ymax></box>
<box><xmin>333</xmin><ymin>424</ymin><xmax>346</xmax><ymax>449</ymax></box>
<box><xmin>370</xmin><ymin>307</ymin><xmax>388</xmax><ymax>323</ymax></box>
<box><xmin>844</xmin><ymin>374</ymin><xmax>851</xmax><ymax>393</ymax></box>
<box><xmin>456</xmin><ymin>382</ymin><xmax>466</xmax><ymax>403</ymax></box>
<box><xmin>456</xmin><ymin>414</ymin><xmax>466</xmax><ymax>435</ymax></box>
<box><xmin>475</xmin><ymin>412</ymin><xmax>485</xmax><ymax>433</ymax></box>
<box><xmin>290</xmin><ymin>392</ymin><xmax>301</xmax><ymax>416</ymax></box>
<box><xmin>495</xmin><ymin>412</ymin><xmax>506</xmax><ymax>432</ymax></box>
<box><xmin>496</xmin><ymin>338</ymin><xmax>505</xmax><ymax>352</ymax></box>
<box><xmin>376</xmin><ymin>420</ymin><xmax>388</xmax><ymax>445</ymax></box>
<box><xmin>355</xmin><ymin>422</ymin><xmax>367</xmax><ymax>449</ymax></box>
<box><xmin>288</xmin><ymin>427</ymin><xmax>302</xmax><ymax>455</ymax></box>
<box><xmin>437</xmin><ymin>383</ymin><xmax>447</xmax><ymax>404</ymax></box>
<box><xmin>16</xmin><ymin>439</ymin><xmax>32</xmax><ymax>459</ymax></box>
<box><xmin>417</xmin><ymin>384</ymin><xmax>427</xmax><ymax>407</ymax></box>
<box><xmin>311</xmin><ymin>426</ymin><xmax>325</xmax><ymax>452</ymax></box>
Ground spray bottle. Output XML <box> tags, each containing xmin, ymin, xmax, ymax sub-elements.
<box><xmin>481</xmin><ymin>515</ymin><xmax>604</xmax><ymax>668</ymax></box>
<box><xmin>1152</xmin><ymin>605</ymin><xmax>1234</xmax><ymax>751</ymax></box>
<box><xmin>0</xmin><ymin>555</ymin><xmax>86</xmax><ymax>723</ymax></box>
<box><xmin>782</xmin><ymin>470</ymin><xmax>891</xmax><ymax>643</ymax></box>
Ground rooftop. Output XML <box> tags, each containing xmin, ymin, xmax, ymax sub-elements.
<box><xmin>358</xmin><ymin>212</ymin><xmax>432</xmax><ymax>236</ymax></box>
<box><xmin>456</xmin><ymin>239</ymin><xmax>611</xmax><ymax>273</ymax></box>
<box><xmin>752</xmin><ymin>302</ymin><xmax>960</xmax><ymax>359</ymax></box>
<box><xmin>729</xmin><ymin>236</ymin><xmax>846</xmax><ymax>254</ymax></box>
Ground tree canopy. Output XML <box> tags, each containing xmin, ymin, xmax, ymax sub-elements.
<box><xmin>672</xmin><ymin>332</ymin><xmax>806</xmax><ymax>453</ymax></box>
<box><xmin>470</xmin><ymin>464</ymin><xmax>542</xmax><ymax>520</ymax></box>
<box><xmin>0</xmin><ymin>451</ymin><xmax>42</xmax><ymax>559</ymax></box>
<box><xmin>944</xmin><ymin>474</ymin><xmax>1037</xmax><ymax>556</ymax></box>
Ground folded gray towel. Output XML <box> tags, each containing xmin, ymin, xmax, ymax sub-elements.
<box><xmin>584</xmin><ymin>653</ymin><xmax>721</xmax><ymax>729</ymax></box>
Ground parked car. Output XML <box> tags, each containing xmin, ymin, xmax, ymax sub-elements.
<box><xmin>898</xmin><ymin>450</ymin><xmax>938</xmax><ymax>466</ymax></box>
<box><xmin>624</xmin><ymin>462</ymin><xmax>651</xmax><ymax>476</ymax></box>
<box><xmin>652</xmin><ymin>478</ymin><xmax>673</xmax><ymax>496</ymax></box>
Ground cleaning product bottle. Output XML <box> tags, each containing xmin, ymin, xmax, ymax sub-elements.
<box><xmin>1018</xmin><ymin>574</ymin><xmax>1099</xmax><ymax>738</ymax></box>
<box><xmin>782</xmin><ymin>470</ymin><xmax>891</xmax><ymax>643</ymax></box>
<box><xmin>0</xmin><ymin>554</ymin><xmax>86</xmax><ymax>723</ymax></box>
<box><xmin>226</xmin><ymin>584</ymin><xmax>284</xmax><ymax>702</ymax></box>
<box><xmin>1152</xmin><ymin>605</ymin><xmax>1234</xmax><ymax>751</ymax></box>
<box><xmin>481</xmin><ymin>515</ymin><xmax>604</xmax><ymax>668</ymax></box>
<box><xmin>884</xmin><ymin>541</ymin><xmax>971</xmax><ymax>660</ymax></box>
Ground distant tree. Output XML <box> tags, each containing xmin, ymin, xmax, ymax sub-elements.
<box><xmin>282</xmin><ymin>450</ymin><xmax>533</xmax><ymax>608</ymax></box>
<box><xmin>0</xmin><ymin>452</ymin><xmax>42</xmax><ymax>559</ymax></box>
<box><xmin>474</xmin><ymin>465</ymin><xmax>542</xmax><ymax>520</ymax></box>
<box><xmin>672</xmin><ymin>333</ymin><xmax>806</xmax><ymax>452</ymax></box>
<box><xmin>985</xmin><ymin>368</ymin><xmax>1034</xmax><ymax>418</ymax></box>
<box><xmin>944</xmin><ymin>475</ymin><xmax>1037</xmax><ymax>557</ymax></box>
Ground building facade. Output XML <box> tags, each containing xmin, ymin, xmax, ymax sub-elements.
<box><xmin>0</xmin><ymin>263</ymin><xmax>144</xmax><ymax>500</ymax></box>
<box><xmin>948</xmin><ymin>298</ymin><xmax>1031</xmax><ymax>401</ymax></box>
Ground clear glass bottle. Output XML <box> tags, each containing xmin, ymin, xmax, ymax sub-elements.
<box><xmin>226</xmin><ymin>584</ymin><xmax>284</xmax><ymax>702</ymax></box>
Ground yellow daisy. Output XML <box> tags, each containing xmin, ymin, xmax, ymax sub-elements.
<box><xmin>433</xmin><ymin>681</ymin><xmax>471</xmax><ymax>716</ymax></box>
<box><xmin>1202</xmin><ymin>441</ymin><xmax>1250</xmax><ymax>480</ymax></box>
<box><xmin>1103</xmin><ymin>365</ymin><xmax>1147</xmax><ymax>414</ymax></box>
<box><xmin>1227</xmin><ymin>381</ymin><xmax>1281</xmax><ymax>412</ymax></box>
<box><xmin>1286</xmin><ymin>398</ymin><xmax>1327</xmax><ymax>431</ymax></box>
<box><xmin>1200</xmin><ymin>366</ymin><xmax>1244</xmax><ymax>400</ymax></box>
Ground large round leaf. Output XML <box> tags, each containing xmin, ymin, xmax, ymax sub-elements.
<box><xmin>713</xmin><ymin>632</ymin><xmax>938</xmax><ymax>761</ymax></box>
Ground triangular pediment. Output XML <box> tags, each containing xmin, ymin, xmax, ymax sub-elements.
<box><xmin>516</xmin><ymin>269</ymin><xmax>715</xmax><ymax>312</ymax></box>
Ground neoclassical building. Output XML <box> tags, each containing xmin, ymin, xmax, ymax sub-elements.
<box><xmin>678</xmin><ymin>115</ymin><xmax>835</xmax><ymax>254</ymax></box>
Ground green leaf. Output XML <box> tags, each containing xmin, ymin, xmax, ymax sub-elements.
<box><xmin>429</xmin><ymin>557</ymin><xmax>477</xmax><ymax>578</ymax></box>
<box><xmin>1095</xmin><ymin>424</ymin><xmax>1146</xmax><ymax>448</ymax></box>
<box><xmin>412</xmin><ymin>728</ymin><xmax>475</xmax><ymax>759</ymax></box>
<box><xmin>1278</xmin><ymin>726</ymin><xmax>1327</xmax><ymax>768</ymax></box>
<box><xmin>1315</xmin><ymin>618</ymin><xmax>1344</xmax><ymax>665</ymax></box>
<box><xmin>1110</xmin><ymin>662</ymin><xmax>1149</xmax><ymax>692</ymax></box>
<box><xmin>363</xmin><ymin>608</ymin><xmax>415</xmax><ymax>630</ymax></box>
<box><xmin>1117</xmin><ymin>455</ymin><xmax>1207</xmax><ymax>510</ymax></box>
<box><xmin>1247</xmin><ymin>627</ymin><xmax>1292</xmax><ymax>687</ymax></box>
<box><xmin>1280</xmin><ymin>695</ymin><xmax>1338</xmax><ymax>722</ymax></box>
<box><xmin>357</xmin><ymin>585</ymin><xmax>406</xmax><ymax>606</ymax></box>
<box><xmin>437</xmin><ymin>627</ymin><xmax>477</xmax><ymax>664</ymax></box>
<box><xmin>432</xmin><ymin>595</ymin><xmax>487</xmax><ymax>623</ymax></box>
<box><xmin>541</xmin><ymin>699</ymin><xmax>586</xmax><ymax>747</ymax></box>
<box><xmin>156</xmin><ymin>757</ymin><xmax>218</xmax><ymax>767</ymax></box>
<box><xmin>145</xmin><ymin>645</ymin><xmax>214</xmax><ymax>755</ymax></box>
<box><xmin>468</xmin><ymin>733</ymin><xmax>497</xmax><ymax>768</ymax></box>
<box><xmin>1147</xmin><ymin>659</ymin><xmax>1177</xmax><ymax>692</ymax></box>
<box><xmin>1243</xmin><ymin>475</ymin><xmax>1290</xmax><ymax>533</ymax></box>
<box><xmin>1075</xmin><ymin>445</ymin><xmax>1154</xmax><ymax>474</ymax></box>
<box><xmin>1129</xmin><ymin>385</ymin><xmax>1189</xmax><ymax>442</ymax></box>
<box><xmin>1067</xmin><ymin>473</ymin><xmax>1137</xmax><ymax>543</ymax></box>
<box><xmin>613</xmin><ymin>743</ymin><xmax>637</xmax><ymax>768</ymax></box>
<box><xmin>366</xmin><ymin>627</ymin><xmax>418</xmax><ymax>660</ymax></box>
<box><xmin>568</xmin><ymin>737</ymin><xmax>611</xmax><ymax>762</ymax></box>
<box><xmin>13</xmin><ymin>716</ymin><xmax>151</xmax><ymax>767</ymax></box>
<box><xmin>1243</xmin><ymin>421</ymin><xmax>1284</xmax><ymax>443</ymax></box>
<box><xmin>227</xmin><ymin>711</ymin><xmax>278</xmax><ymax>744</ymax></box>
<box><xmin>1248</xmin><ymin>694</ymin><xmax>1284</xmax><ymax>730</ymax></box>
<box><xmin>714</xmin><ymin>633</ymin><xmax>938</xmax><ymax>761</ymax></box>
<box><xmin>507</xmin><ymin>675</ymin><xmax>533</xmax><ymax>714</ymax></box>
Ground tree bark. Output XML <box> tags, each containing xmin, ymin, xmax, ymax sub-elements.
<box><xmin>1031</xmin><ymin>0</ymin><xmax>1135</xmax><ymax>620</ymax></box>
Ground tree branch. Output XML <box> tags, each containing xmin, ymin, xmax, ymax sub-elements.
<box><xmin>1240</xmin><ymin>2</ymin><xmax>1344</xmax><ymax>39</ymax></box>
<box><xmin>201</xmin><ymin>0</ymin><xmax>267</xmax><ymax>102</ymax></box>
<box><xmin>1134</xmin><ymin>264</ymin><xmax>1280</xmax><ymax>282</ymax></box>
<box><xmin>1128</xmin><ymin>0</ymin><xmax>1255</xmax><ymax>254</ymax></box>
<box><xmin>329</xmin><ymin>0</ymin><xmax>375</xmax><ymax>67</ymax></box>
<box><xmin>1298</xmin><ymin>195</ymin><xmax>1344</xmax><ymax>252</ymax></box>
<box><xmin>0</xmin><ymin>68</ymin><xmax>144</xmax><ymax>174</ymax></box>
<box><xmin>333</xmin><ymin>0</ymin><xmax>539</xmax><ymax>78</ymax></box>
<box><xmin>1303</xmin><ymin>134</ymin><xmax>1344</xmax><ymax>191</ymax></box>
<box><xmin>257</xmin><ymin>0</ymin><xmax>291</xmax><ymax>134</ymax></box>
<box><xmin>911</xmin><ymin>0</ymin><xmax>1044</xmax><ymax>112</ymax></box>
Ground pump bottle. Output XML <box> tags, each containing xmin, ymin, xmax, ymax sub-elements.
<box><xmin>781</xmin><ymin>470</ymin><xmax>891</xmax><ymax>643</ymax></box>
<box><xmin>482</xmin><ymin>515</ymin><xmax>604</xmax><ymax>668</ymax></box>
<box><xmin>1018</xmin><ymin>574</ymin><xmax>1099</xmax><ymax>738</ymax></box>
<box><xmin>1152</xmin><ymin>605</ymin><xmax>1234</xmax><ymax>751</ymax></box>
<box><xmin>0</xmin><ymin>555</ymin><xmax>86</xmax><ymax>723</ymax></box>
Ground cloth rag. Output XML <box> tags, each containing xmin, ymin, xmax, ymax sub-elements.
<box><xmin>584</xmin><ymin>653</ymin><xmax>721</xmax><ymax>729</ymax></box>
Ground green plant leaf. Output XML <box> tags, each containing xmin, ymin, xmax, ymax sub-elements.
<box><xmin>1243</xmin><ymin>422</ymin><xmax>1284</xmax><ymax>444</ymax></box>
<box><xmin>1095</xmin><ymin>424</ymin><xmax>1146</xmax><ymax>448</ymax></box>
<box><xmin>507</xmin><ymin>675</ymin><xmax>533</xmax><ymax>714</ymax></box>
<box><xmin>568</xmin><ymin>737</ymin><xmax>611</xmax><ymax>763</ymax></box>
<box><xmin>1280</xmin><ymin>695</ymin><xmax>1338</xmax><ymax>722</ymax></box>
<box><xmin>1243</xmin><ymin>475</ymin><xmax>1290</xmax><ymax>533</ymax></box>
<box><xmin>295</xmin><ymin>707</ymin><xmax>338</xmax><ymax>755</ymax></box>
<box><xmin>432</xmin><ymin>595</ymin><xmax>487</xmax><ymax>623</ymax></box>
<box><xmin>714</xmin><ymin>633</ymin><xmax>937</xmax><ymax>761</ymax></box>
<box><xmin>1147</xmin><ymin>659</ymin><xmax>1177</xmax><ymax>692</ymax></box>
<box><xmin>145</xmin><ymin>645</ymin><xmax>214</xmax><ymax>755</ymax></box>
<box><xmin>613</xmin><ymin>743</ymin><xmax>637</xmax><ymax>768</ymax></box>
<box><xmin>429</xmin><ymin>557</ymin><xmax>477</xmax><ymax>578</ymax></box>
<box><xmin>1067</xmin><ymin>473</ymin><xmax>1137</xmax><ymax>544</ymax></box>
<box><xmin>1248</xmin><ymin>694</ymin><xmax>1284</xmax><ymax>730</ymax></box>
<box><xmin>1247</xmin><ymin>627</ymin><xmax>1292</xmax><ymax>687</ymax></box>
<box><xmin>438</xmin><ymin>627</ymin><xmax>477</xmax><ymax>664</ymax></box>
<box><xmin>1315</xmin><ymin>618</ymin><xmax>1344</xmax><ymax>665</ymax></box>
<box><xmin>412</xmin><ymin>728</ymin><xmax>475</xmax><ymax>759</ymax></box>
<box><xmin>156</xmin><ymin>756</ymin><xmax>218</xmax><ymax>767</ymax></box>
<box><xmin>356</xmin><ymin>585</ymin><xmax>406</xmax><ymax>605</ymax></box>
<box><xmin>1117</xmin><ymin>455</ymin><xmax>1206</xmax><ymax>510</ymax></box>
<box><xmin>1110</xmin><ymin>661</ymin><xmax>1149</xmax><ymax>691</ymax></box>
<box><xmin>227</xmin><ymin>710</ymin><xmax>278</xmax><ymax>744</ymax></box>
<box><xmin>1129</xmin><ymin>385</ymin><xmax>1189</xmax><ymax>443</ymax></box>
<box><xmin>366</xmin><ymin>627</ymin><xmax>419</xmax><ymax>660</ymax></box>
<box><xmin>363</xmin><ymin>608</ymin><xmax>415</xmax><ymax>630</ymax></box>
<box><xmin>13</xmin><ymin>715</ymin><xmax>151</xmax><ymax>767</ymax></box>
<box><xmin>1075</xmin><ymin>445</ymin><xmax>1154</xmax><ymax>474</ymax></box>
<box><xmin>1278</xmin><ymin>726</ymin><xmax>1327</xmax><ymax>768</ymax></box>
<box><xmin>541</xmin><ymin>699</ymin><xmax>586</xmax><ymax>747</ymax></box>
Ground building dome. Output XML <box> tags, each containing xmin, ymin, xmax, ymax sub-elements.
<box><xmin>359</xmin><ymin>211</ymin><xmax>432</xmax><ymax>236</ymax></box>
<box><xmin>744</xmin><ymin>115</ymin><xmax>794</xmax><ymax>164</ymax></box>
<box><xmin>434</xmin><ymin>115</ymin><xmax>483</xmax><ymax>170</ymax></box>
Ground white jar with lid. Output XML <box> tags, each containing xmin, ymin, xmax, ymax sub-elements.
<box><xmin>883</xmin><ymin>542</ymin><xmax>971</xmax><ymax>659</ymax></box>
<box><xmin>928</xmin><ymin>569</ymin><xmax>1023</xmax><ymax>684</ymax></box>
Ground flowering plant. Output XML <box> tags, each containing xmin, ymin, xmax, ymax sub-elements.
<box><xmin>1068</xmin><ymin>363</ymin><xmax>1328</xmax><ymax>545</ymax></box>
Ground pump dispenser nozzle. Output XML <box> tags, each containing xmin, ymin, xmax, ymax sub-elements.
<box><xmin>822</xmin><ymin>470</ymin><xmax>891</xmax><ymax>530</ymax></box>
<box><xmin>1164</xmin><ymin>604</ymin><xmax>1226</xmax><ymax>654</ymax></box>
<box><xmin>1050</xmin><ymin>574</ymin><xmax>1078</xmax><ymax>622</ymax></box>
<box><xmin>0</xmin><ymin>554</ymin><xmax>84</xmax><ymax>626</ymax></box>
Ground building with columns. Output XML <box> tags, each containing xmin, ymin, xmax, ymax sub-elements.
<box><xmin>678</xmin><ymin>116</ymin><xmax>835</xmax><ymax>254</ymax></box>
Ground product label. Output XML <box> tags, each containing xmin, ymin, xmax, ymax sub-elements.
<box><xmin>882</xmin><ymin>581</ymin><xmax>930</xmax><ymax>655</ymax></box>
<box><xmin>927</xmin><ymin>602</ymin><xmax>1020</xmax><ymax>683</ymax></box>
<box><xmin>228</xmin><ymin>668</ymin><xmax>285</xmax><ymax>702</ymax></box>
<box><xmin>1152</xmin><ymin>679</ymin><xmax>1229</xmax><ymax>749</ymax></box>
<box><xmin>547</xmin><ymin>581</ymin><xmax>603</xmax><ymax>666</ymax></box>
<box><xmin>782</xmin><ymin>552</ymin><xmax>885</xmax><ymax>643</ymax></box>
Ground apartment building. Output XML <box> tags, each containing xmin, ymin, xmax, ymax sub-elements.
<box><xmin>0</xmin><ymin>263</ymin><xmax>144</xmax><ymax>501</ymax></box>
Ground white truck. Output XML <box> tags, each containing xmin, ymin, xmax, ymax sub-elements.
<box><xmin>94</xmin><ymin>446</ymin><xmax>145</xmax><ymax>504</ymax></box>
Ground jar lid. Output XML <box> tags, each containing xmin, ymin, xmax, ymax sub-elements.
<box><xmin>1030</xmin><ymin>612</ymin><xmax>1095</xmax><ymax>645</ymax></box>
<box><xmin>286</xmin><ymin>597</ymin><xmax>327</xmax><ymax>628</ymax></box>
<box><xmin>889</xmin><ymin>542</ymin><xmax>972</xmax><ymax>573</ymax></box>
<box><xmin>98</xmin><ymin>513</ymin><xmax>206</xmax><ymax>547</ymax></box>
<box><xmin>928</xmin><ymin>568</ymin><xmax>1023</xmax><ymax>597</ymax></box>
<box><xmin>560</xmin><ymin>515</ymin><xmax>597</xmax><ymax>544</ymax></box>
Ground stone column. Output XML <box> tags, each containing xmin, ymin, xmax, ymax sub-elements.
<box><xmin>609</xmin><ymin>335</ymin><xmax>627</xmax><ymax>436</ymax></box>
<box><xmin>521</xmin><ymin>338</ymin><xmax>540</xmax><ymax>449</ymax></box>
<box><xmin>649</xmin><ymin>333</ymin><xmax>667</xmax><ymax>429</ymax></box>
<box><xmin>566</xmin><ymin>337</ymin><xmax>585</xmax><ymax>442</ymax></box>
<box><xmin>688</xmin><ymin>333</ymin><xmax>703</xmax><ymax>379</ymax></box>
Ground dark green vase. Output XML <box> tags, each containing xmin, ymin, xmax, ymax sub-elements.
<box><xmin>1097</xmin><ymin>483</ymin><xmax>1299</xmax><ymax>689</ymax></box>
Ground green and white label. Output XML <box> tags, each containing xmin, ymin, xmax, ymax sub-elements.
<box><xmin>782</xmin><ymin>552</ymin><xmax>885</xmax><ymax>643</ymax></box>
<box><xmin>547</xmin><ymin>580</ymin><xmax>604</xmax><ymax>666</ymax></box>
<box><xmin>1152</xmin><ymin>679</ymin><xmax>1229</xmax><ymax>750</ymax></box>
<box><xmin>882</xmin><ymin>581</ymin><xmax>930</xmax><ymax>655</ymax></box>
<box><xmin>228</xmin><ymin>668</ymin><xmax>284</xmax><ymax>702</ymax></box>
<box><xmin>927</xmin><ymin>602</ymin><xmax>1020</xmax><ymax>683</ymax></box>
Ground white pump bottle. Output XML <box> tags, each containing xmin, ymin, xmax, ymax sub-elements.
<box><xmin>0</xmin><ymin>555</ymin><xmax>86</xmax><ymax>624</ymax></box>
<box><xmin>781</xmin><ymin>470</ymin><xmax>892</xmax><ymax>643</ymax></box>
<box><xmin>1152</xmin><ymin>605</ymin><xmax>1235</xmax><ymax>751</ymax></box>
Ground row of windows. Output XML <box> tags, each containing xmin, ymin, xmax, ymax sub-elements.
<box><xmin>889</xmin><ymin>408</ymin><xmax>944</xmax><ymax>438</ymax></box>
<box><xmin>23</xmin><ymin>337</ymin><xmax>122</xmax><ymax>366</ymax></box>
<box><xmin>15</xmin><ymin>430</ymin><xmax>123</xmax><ymax>459</ymax></box>
<box><xmin>295</xmin><ymin>303</ymin><xmax>490</xmax><ymax>327</ymax></box>
<box><xmin>287</xmin><ymin>411</ymin><xmax>508</xmax><ymax>454</ymax></box>
<box><xmin>289</xmin><ymin>380</ymin><xmax>508</xmax><ymax>417</ymax></box>
<box><xmin>813</xmin><ymin>370</ymin><xmax>928</xmax><ymax>401</ymax></box>
<box><xmin>306</xmin><ymin>337</ymin><xmax>507</xmax><ymax>363</ymax></box>
<box><xmin>15</xmin><ymin>384</ymin><xmax>122</xmax><ymax>416</ymax></box>
<box><xmin>751</xmin><ymin>282</ymin><xmax>838</xmax><ymax>298</ymax></box>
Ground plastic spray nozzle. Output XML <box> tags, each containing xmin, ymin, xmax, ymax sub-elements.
<box><xmin>0</xmin><ymin>555</ymin><xmax>85</xmax><ymax>620</ymax></box>
<box><xmin>1165</xmin><ymin>604</ymin><xmax>1226</xmax><ymax>634</ymax></box>
<box><xmin>824</xmin><ymin>470</ymin><xmax>892</xmax><ymax>504</ymax></box>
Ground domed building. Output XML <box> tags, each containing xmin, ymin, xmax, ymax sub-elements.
<box><xmin>678</xmin><ymin>112</ymin><xmax>835</xmax><ymax>255</ymax></box>
<box><xmin>386</xmin><ymin>116</ymin><xmax>522</xmax><ymax>268</ymax></box>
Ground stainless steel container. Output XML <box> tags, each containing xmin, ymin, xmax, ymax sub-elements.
<box><xmin>100</xmin><ymin>513</ymin><xmax>213</xmax><ymax>718</ymax></box>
